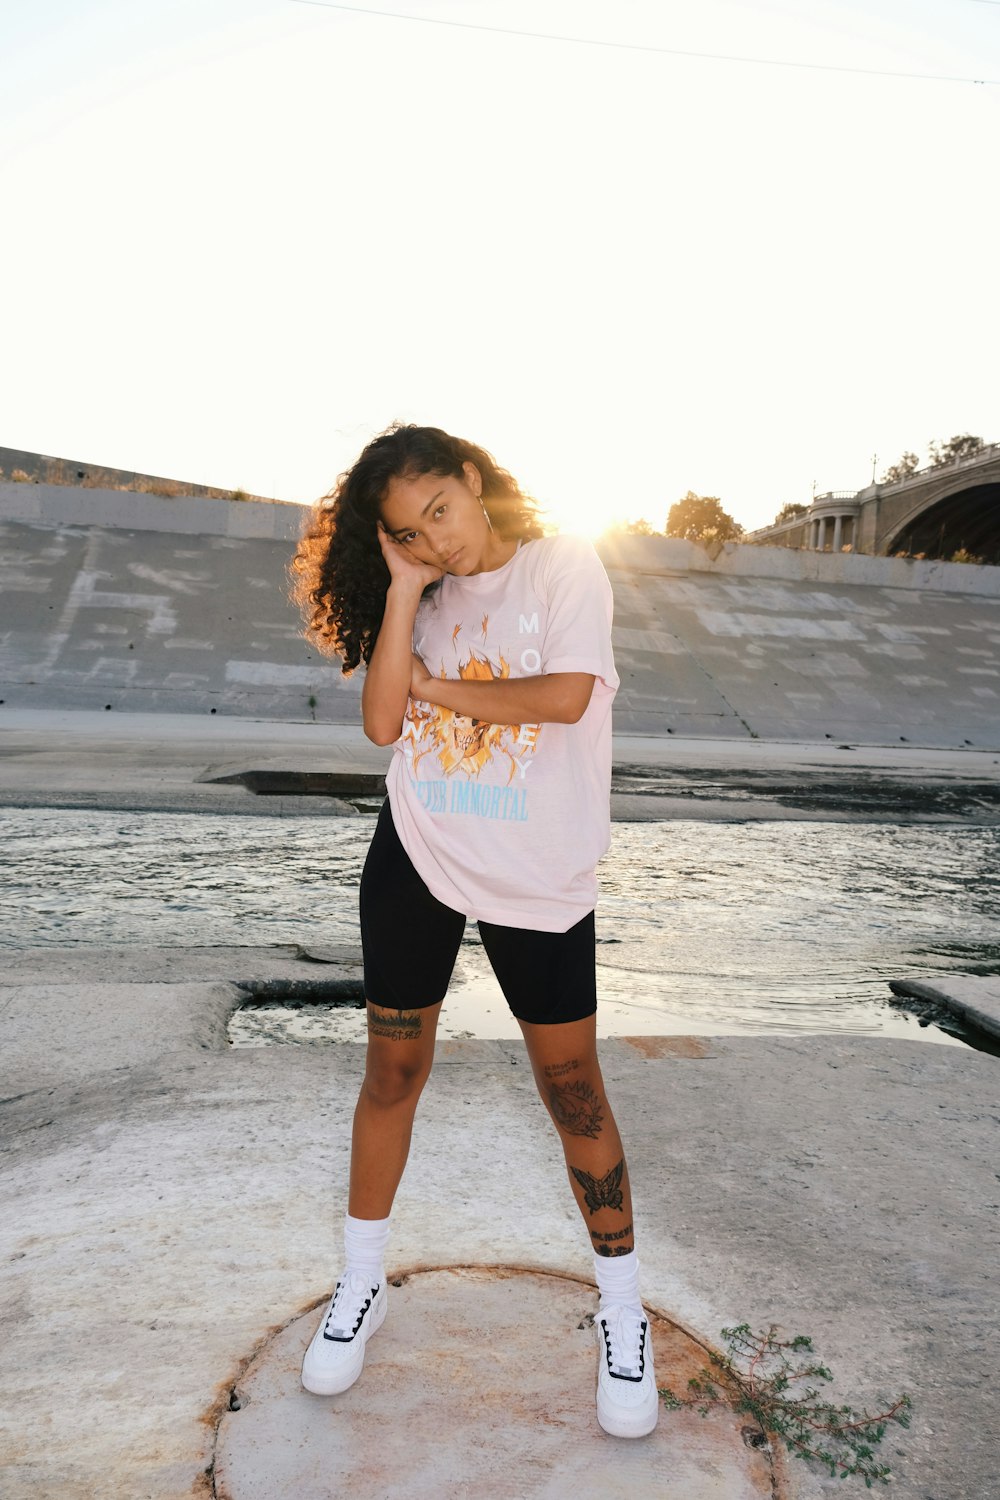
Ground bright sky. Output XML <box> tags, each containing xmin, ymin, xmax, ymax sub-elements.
<box><xmin>1</xmin><ymin>0</ymin><xmax>998</xmax><ymax>536</ymax></box>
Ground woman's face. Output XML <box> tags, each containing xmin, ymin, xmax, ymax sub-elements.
<box><xmin>379</xmin><ymin>462</ymin><xmax>501</xmax><ymax>576</ymax></box>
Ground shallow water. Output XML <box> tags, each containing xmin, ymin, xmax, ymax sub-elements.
<box><xmin>3</xmin><ymin>809</ymin><xmax>997</xmax><ymax>1046</ymax></box>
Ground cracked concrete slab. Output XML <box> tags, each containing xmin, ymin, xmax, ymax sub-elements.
<box><xmin>2</xmin><ymin>967</ymin><xmax>997</xmax><ymax>1498</ymax></box>
<box><xmin>889</xmin><ymin>975</ymin><xmax>1000</xmax><ymax>1042</ymax></box>
<box><xmin>0</xmin><ymin>981</ymin><xmax>239</xmax><ymax>1093</ymax></box>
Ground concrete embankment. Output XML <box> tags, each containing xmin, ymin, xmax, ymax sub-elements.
<box><xmin>3</xmin><ymin>480</ymin><xmax>1000</xmax><ymax>746</ymax></box>
<box><xmin>1</xmin><ymin>709</ymin><xmax>999</xmax><ymax>823</ymax></box>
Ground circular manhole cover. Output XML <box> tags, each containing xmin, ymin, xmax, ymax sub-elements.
<box><xmin>213</xmin><ymin>1266</ymin><xmax>785</xmax><ymax>1499</ymax></box>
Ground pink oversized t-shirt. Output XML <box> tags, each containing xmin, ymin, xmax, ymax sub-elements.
<box><xmin>385</xmin><ymin>533</ymin><xmax>619</xmax><ymax>932</ymax></box>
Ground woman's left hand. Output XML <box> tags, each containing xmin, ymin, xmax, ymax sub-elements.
<box><xmin>410</xmin><ymin>652</ymin><xmax>433</xmax><ymax>701</ymax></box>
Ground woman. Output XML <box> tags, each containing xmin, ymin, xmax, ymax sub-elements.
<box><xmin>290</xmin><ymin>423</ymin><xmax>657</xmax><ymax>1438</ymax></box>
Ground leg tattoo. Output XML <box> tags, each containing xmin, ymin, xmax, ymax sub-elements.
<box><xmin>571</xmin><ymin>1158</ymin><xmax>625</xmax><ymax>1214</ymax></box>
<box><xmin>590</xmin><ymin>1223</ymin><xmax>633</xmax><ymax>1243</ymax></box>
<box><xmin>548</xmin><ymin>1079</ymin><xmax>604</xmax><ymax>1138</ymax></box>
<box><xmin>543</xmin><ymin>1058</ymin><xmax>581</xmax><ymax>1080</ymax></box>
<box><xmin>591</xmin><ymin>1222</ymin><xmax>634</xmax><ymax>1256</ymax></box>
<box><xmin>367</xmin><ymin>1006</ymin><xmax>423</xmax><ymax>1041</ymax></box>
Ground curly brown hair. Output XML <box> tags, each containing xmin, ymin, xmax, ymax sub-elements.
<box><xmin>289</xmin><ymin>423</ymin><xmax>546</xmax><ymax>674</ymax></box>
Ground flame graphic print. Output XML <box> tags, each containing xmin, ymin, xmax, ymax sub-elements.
<box><xmin>407</xmin><ymin>635</ymin><xmax>540</xmax><ymax>785</ymax></box>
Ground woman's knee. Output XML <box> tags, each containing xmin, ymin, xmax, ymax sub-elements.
<box><xmin>536</xmin><ymin>1060</ymin><xmax>609</xmax><ymax>1140</ymax></box>
<box><xmin>363</xmin><ymin>1046</ymin><xmax>433</xmax><ymax>1108</ymax></box>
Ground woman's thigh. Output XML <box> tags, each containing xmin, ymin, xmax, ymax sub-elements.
<box><xmin>360</xmin><ymin>800</ymin><xmax>466</xmax><ymax>1011</ymax></box>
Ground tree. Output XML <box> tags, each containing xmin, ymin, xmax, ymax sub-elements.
<box><xmin>929</xmin><ymin>433</ymin><xmax>984</xmax><ymax>467</ymax></box>
<box><xmin>880</xmin><ymin>451</ymin><xmax>920</xmax><ymax>484</ymax></box>
<box><xmin>666</xmin><ymin>491</ymin><xmax>744</xmax><ymax>544</ymax></box>
<box><xmin>774</xmin><ymin>502</ymin><xmax>807</xmax><ymax>523</ymax></box>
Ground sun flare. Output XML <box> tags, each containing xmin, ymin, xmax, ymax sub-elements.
<box><xmin>512</xmin><ymin>441</ymin><xmax>654</xmax><ymax>540</ymax></box>
<box><xmin>529</xmin><ymin>479</ymin><xmax>646</xmax><ymax>541</ymax></box>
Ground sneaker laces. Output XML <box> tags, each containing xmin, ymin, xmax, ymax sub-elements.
<box><xmin>599</xmin><ymin>1303</ymin><xmax>647</xmax><ymax>1380</ymax></box>
<box><xmin>324</xmin><ymin>1270</ymin><xmax>378</xmax><ymax>1341</ymax></box>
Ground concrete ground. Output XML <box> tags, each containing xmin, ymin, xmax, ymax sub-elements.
<box><xmin>215</xmin><ymin>1265</ymin><xmax>784</xmax><ymax>1499</ymax></box>
<box><xmin>2</xmin><ymin>957</ymin><xmax>997</xmax><ymax>1498</ymax></box>
<box><xmin>2</xmin><ymin>710</ymin><xmax>999</xmax><ymax>1498</ymax></box>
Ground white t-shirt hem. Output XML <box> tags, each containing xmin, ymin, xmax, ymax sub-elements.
<box><xmin>390</xmin><ymin>785</ymin><xmax>597</xmax><ymax>934</ymax></box>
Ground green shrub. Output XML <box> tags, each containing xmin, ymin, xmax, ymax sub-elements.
<box><xmin>660</xmin><ymin>1322</ymin><xmax>911</xmax><ymax>1487</ymax></box>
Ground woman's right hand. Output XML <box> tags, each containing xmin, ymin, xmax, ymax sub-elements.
<box><xmin>377</xmin><ymin>522</ymin><xmax>444</xmax><ymax>597</ymax></box>
<box><xmin>363</xmin><ymin>526</ymin><xmax>444</xmax><ymax>745</ymax></box>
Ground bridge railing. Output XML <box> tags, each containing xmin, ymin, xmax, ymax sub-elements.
<box><xmin>876</xmin><ymin>441</ymin><xmax>1000</xmax><ymax>493</ymax></box>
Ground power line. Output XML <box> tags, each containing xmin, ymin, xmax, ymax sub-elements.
<box><xmin>288</xmin><ymin>0</ymin><xmax>1000</xmax><ymax>85</ymax></box>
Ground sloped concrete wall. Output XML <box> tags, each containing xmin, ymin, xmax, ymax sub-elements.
<box><xmin>0</xmin><ymin>480</ymin><xmax>303</xmax><ymax>541</ymax></box>
<box><xmin>605</xmin><ymin>558</ymin><xmax>1000</xmax><ymax>744</ymax></box>
<box><xmin>0</xmin><ymin>515</ymin><xmax>357</xmax><ymax>721</ymax></box>
<box><xmin>2</xmin><ymin>484</ymin><xmax>999</xmax><ymax>747</ymax></box>
<box><xmin>599</xmin><ymin>530</ymin><xmax>1000</xmax><ymax>597</ymax></box>
<box><xmin>0</xmin><ymin>446</ymin><xmax>275</xmax><ymax>503</ymax></box>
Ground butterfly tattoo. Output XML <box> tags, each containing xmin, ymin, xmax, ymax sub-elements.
<box><xmin>570</xmin><ymin>1158</ymin><xmax>625</xmax><ymax>1215</ymax></box>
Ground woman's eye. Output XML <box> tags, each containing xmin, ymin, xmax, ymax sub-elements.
<box><xmin>434</xmin><ymin>505</ymin><xmax>447</xmax><ymax>519</ymax></box>
<box><xmin>403</xmin><ymin>531</ymin><xmax>418</xmax><ymax>543</ymax></box>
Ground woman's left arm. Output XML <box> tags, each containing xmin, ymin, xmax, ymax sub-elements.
<box><xmin>410</xmin><ymin>655</ymin><xmax>594</xmax><ymax>725</ymax></box>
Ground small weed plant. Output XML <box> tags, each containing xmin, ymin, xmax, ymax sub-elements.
<box><xmin>659</xmin><ymin>1322</ymin><xmax>912</xmax><ymax>1488</ymax></box>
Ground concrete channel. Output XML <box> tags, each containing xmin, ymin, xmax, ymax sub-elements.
<box><xmin>2</xmin><ymin>490</ymin><xmax>999</xmax><ymax>1497</ymax></box>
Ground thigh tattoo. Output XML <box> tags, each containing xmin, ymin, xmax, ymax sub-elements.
<box><xmin>367</xmin><ymin>1005</ymin><xmax>423</xmax><ymax>1041</ymax></box>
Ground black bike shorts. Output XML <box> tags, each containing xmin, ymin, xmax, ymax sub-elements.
<box><xmin>359</xmin><ymin>799</ymin><xmax>597</xmax><ymax>1026</ymax></box>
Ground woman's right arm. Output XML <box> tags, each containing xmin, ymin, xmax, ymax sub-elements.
<box><xmin>361</xmin><ymin>526</ymin><xmax>443</xmax><ymax>746</ymax></box>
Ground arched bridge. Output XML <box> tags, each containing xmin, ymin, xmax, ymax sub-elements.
<box><xmin>752</xmin><ymin>442</ymin><xmax>1000</xmax><ymax>562</ymax></box>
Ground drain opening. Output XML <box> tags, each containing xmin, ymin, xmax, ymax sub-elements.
<box><xmin>234</xmin><ymin>979</ymin><xmax>365</xmax><ymax>1002</ymax></box>
<box><xmin>229</xmin><ymin>979</ymin><xmax>367</xmax><ymax>1049</ymax></box>
<box><xmin>204</xmin><ymin>769</ymin><xmax>386</xmax><ymax>799</ymax></box>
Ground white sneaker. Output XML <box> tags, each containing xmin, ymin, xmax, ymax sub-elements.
<box><xmin>595</xmin><ymin>1303</ymin><xmax>659</xmax><ymax>1438</ymax></box>
<box><xmin>301</xmin><ymin>1272</ymin><xmax>387</xmax><ymax>1395</ymax></box>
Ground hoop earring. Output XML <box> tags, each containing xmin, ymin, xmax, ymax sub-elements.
<box><xmin>479</xmin><ymin>495</ymin><xmax>494</xmax><ymax>532</ymax></box>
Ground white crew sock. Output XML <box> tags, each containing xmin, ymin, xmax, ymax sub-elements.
<box><xmin>343</xmin><ymin>1212</ymin><xmax>391</xmax><ymax>1284</ymax></box>
<box><xmin>593</xmin><ymin>1248</ymin><xmax>642</xmax><ymax>1313</ymax></box>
